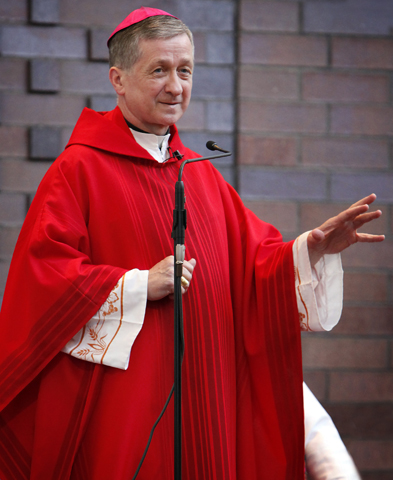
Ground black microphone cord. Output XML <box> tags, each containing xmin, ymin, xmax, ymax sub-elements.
<box><xmin>131</xmin><ymin>384</ymin><xmax>175</xmax><ymax>480</ymax></box>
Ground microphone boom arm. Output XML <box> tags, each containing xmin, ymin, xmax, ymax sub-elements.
<box><xmin>178</xmin><ymin>152</ymin><xmax>232</xmax><ymax>181</ymax></box>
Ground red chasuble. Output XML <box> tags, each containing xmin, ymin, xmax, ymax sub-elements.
<box><xmin>0</xmin><ymin>107</ymin><xmax>304</xmax><ymax>479</ymax></box>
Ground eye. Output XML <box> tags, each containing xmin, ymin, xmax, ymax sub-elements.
<box><xmin>179</xmin><ymin>67</ymin><xmax>192</xmax><ymax>77</ymax></box>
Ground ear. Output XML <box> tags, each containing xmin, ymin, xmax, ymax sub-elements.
<box><xmin>109</xmin><ymin>66</ymin><xmax>126</xmax><ymax>95</ymax></box>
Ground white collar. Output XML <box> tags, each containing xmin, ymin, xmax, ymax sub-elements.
<box><xmin>129</xmin><ymin>128</ymin><xmax>171</xmax><ymax>163</ymax></box>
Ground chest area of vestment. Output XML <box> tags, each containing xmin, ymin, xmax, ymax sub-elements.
<box><xmin>86</xmin><ymin>156</ymin><xmax>230</xmax><ymax>275</ymax></box>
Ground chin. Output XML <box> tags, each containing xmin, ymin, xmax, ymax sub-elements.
<box><xmin>158</xmin><ymin>114</ymin><xmax>182</xmax><ymax>128</ymax></box>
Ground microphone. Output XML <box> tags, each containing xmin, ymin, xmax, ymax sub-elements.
<box><xmin>206</xmin><ymin>141</ymin><xmax>230</xmax><ymax>154</ymax></box>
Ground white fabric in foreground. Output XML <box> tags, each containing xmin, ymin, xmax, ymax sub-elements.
<box><xmin>304</xmin><ymin>383</ymin><xmax>361</xmax><ymax>480</ymax></box>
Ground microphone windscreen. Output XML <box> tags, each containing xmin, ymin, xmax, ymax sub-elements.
<box><xmin>206</xmin><ymin>141</ymin><xmax>217</xmax><ymax>151</ymax></box>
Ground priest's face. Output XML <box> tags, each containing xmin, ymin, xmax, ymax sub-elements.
<box><xmin>111</xmin><ymin>33</ymin><xmax>194</xmax><ymax>135</ymax></box>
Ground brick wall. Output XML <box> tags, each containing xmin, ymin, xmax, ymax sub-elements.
<box><xmin>0</xmin><ymin>0</ymin><xmax>392</xmax><ymax>477</ymax></box>
<box><xmin>238</xmin><ymin>1</ymin><xmax>393</xmax><ymax>478</ymax></box>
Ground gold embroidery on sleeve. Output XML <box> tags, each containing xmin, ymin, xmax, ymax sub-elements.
<box><xmin>69</xmin><ymin>277</ymin><xmax>125</xmax><ymax>364</ymax></box>
<box><xmin>295</xmin><ymin>238</ymin><xmax>311</xmax><ymax>331</ymax></box>
<box><xmin>101</xmin><ymin>275</ymin><xmax>125</xmax><ymax>364</ymax></box>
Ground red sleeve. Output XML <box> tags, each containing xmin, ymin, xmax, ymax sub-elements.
<box><xmin>0</xmin><ymin>154</ymin><xmax>127</xmax><ymax>411</ymax></box>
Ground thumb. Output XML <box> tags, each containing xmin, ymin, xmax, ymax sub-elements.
<box><xmin>310</xmin><ymin>228</ymin><xmax>325</xmax><ymax>243</ymax></box>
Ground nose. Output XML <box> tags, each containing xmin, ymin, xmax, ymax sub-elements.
<box><xmin>165</xmin><ymin>70</ymin><xmax>182</xmax><ymax>96</ymax></box>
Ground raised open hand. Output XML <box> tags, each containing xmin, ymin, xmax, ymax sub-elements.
<box><xmin>307</xmin><ymin>194</ymin><xmax>385</xmax><ymax>267</ymax></box>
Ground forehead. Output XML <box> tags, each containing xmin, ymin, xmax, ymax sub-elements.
<box><xmin>137</xmin><ymin>34</ymin><xmax>194</xmax><ymax>66</ymax></box>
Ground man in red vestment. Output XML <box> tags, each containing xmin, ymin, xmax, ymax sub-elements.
<box><xmin>0</xmin><ymin>7</ymin><xmax>384</xmax><ymax>480</ymax></box>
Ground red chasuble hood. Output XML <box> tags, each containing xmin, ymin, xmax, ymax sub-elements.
<box><xmin>66</xmin><ymin>106</ymin><xmax>198</xmax><ymax>163</ymax></box>
<box><xmin>0</xmin><ymin>107</ymin><xmax>304</xmax><ymax>479</ymax></box>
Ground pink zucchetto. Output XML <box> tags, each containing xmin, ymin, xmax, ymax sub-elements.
<box><xmin>107</xmin><ymin>6</ymin><xmax>177</xmax><ymax>45</ymax></box>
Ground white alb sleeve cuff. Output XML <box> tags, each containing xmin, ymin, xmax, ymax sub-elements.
<box><xmin>293</xmin><ymin>232</ymin><xmax>343</xmax><ymax>332</ymax></box>
<box><xmin>61</xmin><ymin>269</ymin><xmax>148</xmax><ymax>370</ymax></box>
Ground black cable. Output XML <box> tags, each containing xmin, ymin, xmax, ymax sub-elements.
<box><xmin>131</xmin><ymin>384</ymin><xmax>175</xmax><ymax>480</ymax></box>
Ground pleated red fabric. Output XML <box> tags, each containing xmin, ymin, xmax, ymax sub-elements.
<box><xmin>0</xmin><ymin>107</ymin><xmax>304</xmax><ymax>479</ymax></box>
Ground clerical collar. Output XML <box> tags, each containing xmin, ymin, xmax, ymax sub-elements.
<box><xmin>124</xmin><ymin>117</ymin><xmax>170</xmax><ymax>136</ymax></box>
<box><xmin>124</xmin><ymin>117</ymin><xmax>171</xmax><ymax>163</ymax></box>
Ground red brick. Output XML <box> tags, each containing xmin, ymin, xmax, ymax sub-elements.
<box><xmin>302</xmin><ymin>72</ymin><xmax>389</xmax><ymax>103</ymax></box>
<box><xmin>326</xmin><ymin>403</ymin><xmax>393</xmax><ymax>439</ymax></box>
<box><xmin>391</xmin><ymin>342</ymin><xmax>393</xmax><ymax>369</ymax></box>
<box><xmin>343</xmin><ymin>273</ymin><xmax>388</xmax><ymax>303</ymax></box>
<box><xmin>0</xmin><ymin>226</ymin><xmax>21</xmax><ymax>258</ymax></box>
<box><xmin>348</xmin><ymin>440</ymin><xmax>393</xmax><ymax>470</ymax></box>
<box><xmin>193</xmin><ymin>32</ymin><xmax>206</xmax><ymax>64</ymax></box>
<box><xmin>301</xmin><ymin>137</ymin><xmax>389</xmax><ymax>169</ymax></box>
<box><xmin>89</xmin><ymin>96</ymin><xmax>117</xmax><ymax>113</ymax></box>
<box><xmin>89</xmin><ymin>28</ymin><xmax>111</xmax><ymax>61</ymax></box>
<box><xmin>0</xmin><ymin>59</ymin><xmax>26</xmax><ymax>91</ymax></box>
<box><xmin>0</xmin><ymin>261</ymin><xmax>11</xmax><ymax>295</ymax></box>
<box><xmin>240</xmin><ymin>101</ymin><xmax>326</xmax><ymax>134</ymax></box>
<box><xmin>30</xmin><ymin>0</ymin><xmax>59</xmax><ymax>24</ymax></box>
<box><xmin>30</xmin><ymin>59</ymin><xmax>60</xmax><ymax>93</ymax></box>
<box><xmin>0</xmin><ymin>0</ymin><xmax>27</xmax><ymax>22</ymax></box>
<box><xmin>330</xmin><ymin>372</ymin><xmax>393</xmax><ymax>402</ymax></box>
<box><xmin>61</xmin><ymin>61</ymin><xmax>113</xmax><ymax>94</ymax></box>
<box><xmin>242</xmin><ymin>200</ymin><xmax>297</xmax><ymax>234</ymax></box>
<box><xmin>240</xmin><ymin>2</ymin><xmax>299</xmax><ymax>33</ymax></box>
<box><xmin>0</xmin><ymin>158</ymin><xmax>50</xmax><ymax>194</ymax></box>
<box><xmin>391</xmin><ymin>207</ymin><xmax>393</xmax><ymax>236</ymax></box>
<box><xmin>206</xmin><ymin>33</ymin><xmax>234</xmax><ymax>65</ymax></box>
<box><xmin>238</xmin><ymin>136</ymin><xmax>297</xmax><ymax>166</ymax></box>
<box><xmin>0</xmin><ymin>192</ymin><xmax>26</xmax><ymax>224</ymax></box>
<box><xmin>331</xmin><ymin>172</ymin><xmax>393</xmax><ymax>204</ymax></box>
<box><xmin>302</xmin><ymin>370</ymin><xmax>327</xmax><ymax>401</ymax></box>
<box><xmin>241</xmin><ymin>34</ymin><xmax>327</xmax><ymax>66</ymax></box>
<box><xmin>1</xmin><ymin>26</ymin><xmax>87</xmax><ymax>59</ymax></box>
<box><xmin>239</xmin><ymin>168</ymin><xmax>327</xmax><ymax>201</ymax></box>
<box><xmin>239</xmin><ymin>68</ymin><xmax>299</xmax><ymax>100</ymax></box>
<box><xmin>336</xmin><ymin>306</ymin><xmax>393</xmax><ymax>335</ymax></box>
<box><xmin>331</xmin><ymin>105</ymin><xmax>393</xmax><ymax>136</ymax></box>
<box><xmin>300</xmin><ymin>202</ymin><xmax>387</xmax><ymax>235</ymax></box>
<box><xmin>61</xmin><ymin>127</ymin><xmax>74</xmax><ymax>151</ymax></box>
<box><xmin>362</xmin><ymin>473</ymin><xmax>393</xmax><ymax>480</ymax></box>
<box><xmin>332</xmin><ymin>37</ymin><xmax>393</xmax><ymax>70</ymax></box>
<box><xmin>192</xmin><ymin>66</ymin><xmax>234</xmax><ymax>99</ymax></box>
<box><xmin>206</xmin><ymin>101</ymin><xmax>234</xmax><ymax>133</ymax></box>
<box><xmin>176</xmin><ymin>4</ymin><xmax>234</xmax><ymax>32</ymax></box>
<box><xmin>30</xmin><ymin>127</ymin><xmax>62</xmax><ymax>159</ymax></box>
<box><xmin>2</xmin><ymin>94</ymin><xmax>85</xmax><ymax>126</ymax></box>
<box><xmin>300</xmin><ymin>203</ymin><xmax>348</xmax><ymax>232</ymax></box>
<box><xmin>302</xmin><ymin>337</ymin><xmax>387</xmax><ymax>369</ymax></box>
<box><xmin>0</xmin><ymin>127</ymin><xmax>28</xmax><ymax>157</ymax></box>
<box><xmin>176</xmin><ymin>101</ymin><xmax>205</xmax><ymax>131</ymax></box>
<box><xmin>60</xmin><ymin>0</ymin><xmax>179</xmax><ymax>27</ymax></box>
<box><xmin>341</xmin><ymin>241</ymin><xmax>393</xmax><ymax>269</ymax></box>
<box><xmin>304</xmin><ymin>1</ymin><xmax>393</xmax><ymax>36</ymax></box>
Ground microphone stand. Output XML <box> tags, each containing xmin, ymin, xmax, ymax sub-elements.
<box><xmin>171</xmin><ymin>149</ymin><xmax>231</xmax><ymax>480</ymax></box>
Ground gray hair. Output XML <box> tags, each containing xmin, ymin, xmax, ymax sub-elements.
<box><xmin>108</xmin><ymin>15</ymin><xmax>194</xmax><ymax>70</ymax></box>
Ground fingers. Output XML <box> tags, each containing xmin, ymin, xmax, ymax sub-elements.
<box><xmin>353</xmin><ymin>209</ymin><xmax>382</xmax><ymax>229</ymax></box>
<box><xmin>350</xmin><ymin>193</ymin><xmax>377</xmax><ymax>209</ymax></box>
<box><xmin>148</xmin><ymin>256</ymin><xmax>197</xmax><ymax>301</ymax></box>
<box><xmin>181</xmin><ymin>258</ymin><xmax>197</xmax><ymax>294</ymax></box>
<box><xmin>357</xmin><ymin>233</ymin><xmax>385</xmax><ymax>243</ymax></box>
